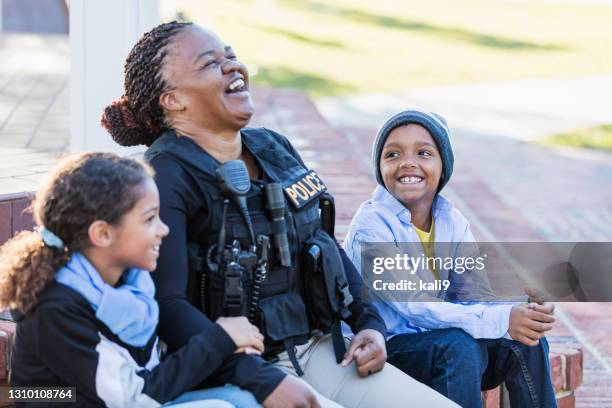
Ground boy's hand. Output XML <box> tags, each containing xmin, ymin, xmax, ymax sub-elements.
<box><xmin>524</xmin><ymin>286</ymin><xmax>550</xmax><ymax>304</ymax></box>
<box><xmin>341</xmin><ymin>329</ymin><xmax>387</xmax><ymax>377</ymax></box>
<box><xmin>508</xmin><ymin>304</ymin><xmax>556</xmax><ymax>347</ymax></box>
<box><xmin>527</xmin><ymin>302</ymin><xmax>555</xmax><ymax>315</ymax></box>
<box><xmin>263</xmin><ymin>375</ymin><xmax>320</xmax><ymax>408</ymax></box>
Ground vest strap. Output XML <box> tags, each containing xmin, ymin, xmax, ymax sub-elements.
<box><xmin>224</xmin><ymin>263</ymin><xmax>244</xmax><ymax>316</ymax></box>
<box><xmin>283</xmin><ymin>338</ymin><xmax>304</xmax><ymax>376</ymax></box>
<box><xmin>331</xmin><ymin>319</ymin><xmax>346</xmax><ymax>364</ymax></box>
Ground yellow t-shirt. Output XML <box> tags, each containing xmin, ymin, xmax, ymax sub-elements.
<box><xmin>414</xmin><ymin>217</ymin><xmax>439</xmax><ymax>279</ymax></box>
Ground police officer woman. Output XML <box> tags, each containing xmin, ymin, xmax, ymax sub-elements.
<box><xmin>101</xmin><ymin>21</ymin><xmax>456</xmax><ymax>408</ymax></box>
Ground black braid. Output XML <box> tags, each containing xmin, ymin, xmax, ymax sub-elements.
<box><xmin>124</xmin><ymin>21</ymin><xmax>193</xmax><ymax>142</ymax></box>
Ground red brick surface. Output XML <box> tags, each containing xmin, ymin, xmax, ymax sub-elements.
<box><xmin>449</xmin><ymin>169</ymin><xmax>544</xmax><ymax>242</ymax></box>
<box><xmin>557</xmin><ymin>393</ymin><xmax>576</xmax><ymax>408</ymax></box>
<box><xmin>550</xmin><ymin>352</ymin><xmax>565</xmax><ymax>392</ymax></box>
<box><xmin>553</xmin><ymin>347</ymin><xmax>584</xmax><ymax>391</ymax></box>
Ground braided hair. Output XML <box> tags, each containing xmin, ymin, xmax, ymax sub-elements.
<box><xmin>101</xmin><ymin>21</ymin><xmax>193</xmax><ymax>147</ymax></box>
<box><xmin>0</xmin><ymin>153</ymin><xmax>154</xmax><ymax>315</ymax></box>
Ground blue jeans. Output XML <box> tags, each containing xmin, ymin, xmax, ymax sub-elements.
<box><xmin>165</xmin><ymin>384</ymin><xmax>261</xmax><ymax>407</ymax></box>
<box><xmin>387</xmin><ymin>328</ymin><xmax>557</xmax><ymax>408</ymax></box>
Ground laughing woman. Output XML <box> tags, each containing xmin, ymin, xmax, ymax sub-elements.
<box><xmin>101</xmin><ymin>21</ymin><xmax>456</xmax><ymax>408</ymax></box>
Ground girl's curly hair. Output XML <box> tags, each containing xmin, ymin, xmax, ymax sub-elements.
<box><xmin>100</xmin><ymin>21</ymin><xmax>193</xmax><ymax>147</ymax></box>
<box><xmin>0</xmin><ymin>152</ymin><xmax>154</xmax><ymax>315</ymax></box>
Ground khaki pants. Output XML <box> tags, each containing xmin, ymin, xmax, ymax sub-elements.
<box><xmin>275</xmin><ymin>335</ymin><xmax>459</xmax><ymax>408</ymax></box>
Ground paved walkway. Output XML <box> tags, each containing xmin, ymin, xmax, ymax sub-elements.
<box><xmin>0</xmin><ymin>33</ymin><xmax>69</xmax><ymax>194</ymax></box>
<box><xmin>1</xmin><ymin>32</ymin><xmax>612</xmax><ymax>406</ymax></box>
<box><xmin>317</xmin><ymin>78</ymin><xmax>612</xmax><ymax>242</ymax></box>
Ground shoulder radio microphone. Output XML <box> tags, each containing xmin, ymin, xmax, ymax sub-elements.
<box><xmin>216</xmin><ymin>160</ymin><xmax>256</xmax><ymax>246</ymax></box>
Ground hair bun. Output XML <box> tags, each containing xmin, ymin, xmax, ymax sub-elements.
<box><xmin>100</xmin><ymin>96</ymin><xmax>155</xmax><ymax>147</ymax></box>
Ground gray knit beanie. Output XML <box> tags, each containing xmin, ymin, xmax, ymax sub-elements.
<box><xmin>372</xmin><ymin>110</ymin><xmax>454</xmax><ymax>192</ymax></box>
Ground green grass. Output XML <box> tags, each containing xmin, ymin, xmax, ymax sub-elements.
<box><xmin>161</xmin><ymin>0</ymin><xmax>612</xmax><ymax>98</ymax></box>
<box><xmin>538</xmin><ymin>124</ymin><xmax>612</xmax><ymax>151</ymax></box>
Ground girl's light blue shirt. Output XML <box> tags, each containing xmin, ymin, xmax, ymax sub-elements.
<box><xmin>343</xmin><ymin>185</ymin><xmax>514</xmax><ymax>339</ymax></box>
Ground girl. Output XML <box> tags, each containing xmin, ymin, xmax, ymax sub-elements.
<box><xmin>0</xmin><ymin>152</ymin><xmax>264</xmax><ymax>407</ymax></box>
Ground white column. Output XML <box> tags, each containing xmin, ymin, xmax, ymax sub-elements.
<box><xmin>70</xmin><ymin>0</ymin><xmax>160</xmax><ymax>153</ymax></box>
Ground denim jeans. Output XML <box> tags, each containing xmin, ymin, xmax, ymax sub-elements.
<box><xmin>165</xmin><ymin>384</ymin><xmax>261</xmax><ymax>407</ymax></box>
<box><xmin>387</xmin><ymin>328</ymin><xmax>557</xmax><ymax>408</ymax></box>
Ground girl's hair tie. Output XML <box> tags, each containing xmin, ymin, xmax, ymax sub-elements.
<box><xmin>37</xmin><ymin>227</ymin><xmax>65</xmax><ymax>250</ymax></box>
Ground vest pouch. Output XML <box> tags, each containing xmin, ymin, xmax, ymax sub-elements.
<box><xmin>302</xmin><ymin>229</ymin><xmax>353</xmax><ymax>332</ymax></box>
<box><xmin>259</xmin><ymin>293</ymin><xmax>309</xmax><ymax>344</ymax></box>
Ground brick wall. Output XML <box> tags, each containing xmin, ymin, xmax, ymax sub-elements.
<box><xmin>0</xmin><ymin>192</ymin><xmax>36</xmax><ymax>246</ymax></box>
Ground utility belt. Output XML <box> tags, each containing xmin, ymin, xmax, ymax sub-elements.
<box><xmin>187</xmin><ymin>163</ymin><xmax>352</xmax><ymax>375</ymax></box>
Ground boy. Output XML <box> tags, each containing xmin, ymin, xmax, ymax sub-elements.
<box><xmin>344</xmin><ymin>110</ymin><xmax>557</xmax><ymax>407</ymax></box>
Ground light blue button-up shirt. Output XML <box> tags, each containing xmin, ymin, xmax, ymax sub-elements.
<box><xmin>343</xmin><ymin>185</ymin><xmax>514</xmax><ymax>339</ymax></box>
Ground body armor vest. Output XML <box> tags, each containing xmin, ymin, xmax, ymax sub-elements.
<box><xmin>146</xmin><ymin>128</ymin><xmax>353</xmax><ymax>373</ymax></box>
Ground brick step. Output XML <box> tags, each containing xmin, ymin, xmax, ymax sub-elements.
<box><xmin>482</xmin><ymin>346</ymin><xmax>583</xmax><ymax>408</ymax></box>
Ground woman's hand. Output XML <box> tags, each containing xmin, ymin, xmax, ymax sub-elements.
<box><xmin>216</xmin><ymin>316</ymin><xmax>264</xmax><ymax>355</ymax></box>
<box><xmin>508</xmin><ymin>304</ymin><xmax>555</xmax><ymax>346</ymax></box>
<box><xmin>263</xmin><ymin>375</ymin><xmax>320</xmax><ymax>408</ymax></box>
<box><xmin>341</xmin><ymin>329</ymin><xmax>387</xmax><ymax>377</ymax></box>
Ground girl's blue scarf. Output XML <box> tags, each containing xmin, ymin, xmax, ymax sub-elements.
<box><xmin>56</xmin><ymin>252</ymin><xmax>159</xmax><ymax>347</ymax></box>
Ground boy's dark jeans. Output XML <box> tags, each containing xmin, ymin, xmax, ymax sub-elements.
<box><xmin>387</xmin><ymin>328</ymin><xmax>557</xmax><ymax>408</ymax></box>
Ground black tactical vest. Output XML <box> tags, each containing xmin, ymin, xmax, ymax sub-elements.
<box><xmin>146</xmin><ymin>128</ymin><xmax>352</xmax><ymax>372</ymax></box>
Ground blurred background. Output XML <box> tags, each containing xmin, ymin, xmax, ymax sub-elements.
<box><xmin>155</xmin><ymin>0</ymin><xmax>612</xmax><ymax>241</ymax></box>
<box><xmin>161</xmin><ymin>0</ymin><xmax>612</xmax><ymax>97</ymax></box>
<box><xmin>0</xmin><ymin>1</ymin><xmax>611</xmax><ymax>406</ymax></box>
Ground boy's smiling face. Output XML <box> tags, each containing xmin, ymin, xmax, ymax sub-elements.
<box><xmin>380</xmin><ymin>124</ymin><xmax>443</xmax><ymax>211</ymax></box>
